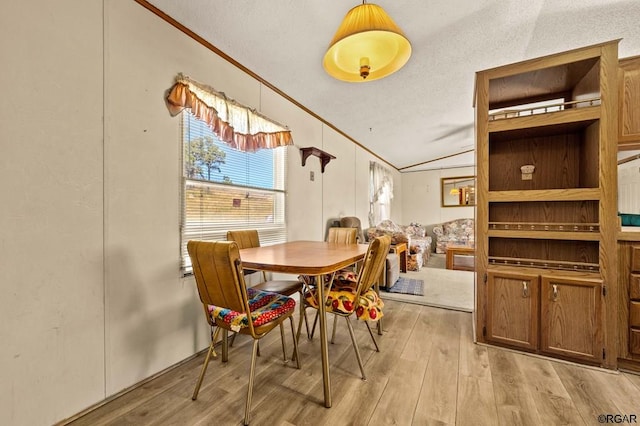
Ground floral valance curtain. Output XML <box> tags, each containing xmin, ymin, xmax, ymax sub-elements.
<box><xmin>166</xmin><ymin>73</ymin><xmax>293</xmax><ymax>152</ymax></box>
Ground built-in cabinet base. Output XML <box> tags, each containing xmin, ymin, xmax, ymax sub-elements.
<box><xmin>486</xmin><ymin>268</ymin><xmax>604</xmax><ymax>365</ymax></box>
<box><xmin>618</xmin><ymin>241</ymin><xmax>640</xmax><ymax>371</ymax></box>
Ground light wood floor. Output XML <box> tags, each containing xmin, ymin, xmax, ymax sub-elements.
<box><xmin>68</xmin><ymin>300</ymin><xmax>640</xmax><ymax>426</ymax></box>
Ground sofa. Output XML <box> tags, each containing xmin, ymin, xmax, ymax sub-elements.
<box><xmin>366</xmin><ymin>220</ymin><xmax>432</xmax><ymax>271</ymax></box>
<box><xmin>433</xmin><ymin>218</ymin><xmax>475</xmax><ymax>254</ymax></box>
<box><xmin>385</xmin><ymin>253</ymin><xmax>400</xmax><ymax>288</ymax></box>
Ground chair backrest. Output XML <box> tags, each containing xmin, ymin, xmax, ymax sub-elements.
<box><xmin>226</xmin><ymin>229</ymin><xmax>260</xmax><ymax>249</ymax></box>
<box><xmin>326</xmin><ymin>227</ymin><xmax>358</xmax><ymax>244</ymax></box>
<box><xmin>354</xmin><ymin>235</ymin><xmax>391</xmax><ymax>297</ymax></box>
<box><xmin>187</xmin><ymin>240</ymin><xmax>250</xmax><ymax>321</ymax></box>
<box><xmin>340</xmin><ymin>216</ymin><xmax>365</xmax><ymax>242</ymax></box>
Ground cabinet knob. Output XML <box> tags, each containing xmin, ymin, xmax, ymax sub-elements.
<box><xmin>522</xmin><ymin>281</ymin><xmax>529</xmax><ymax>298</ymax></box>
<box><xmin>552</xmin><ymin>284</ymin><xmax>558</xmax><ymax>301</ymax></box>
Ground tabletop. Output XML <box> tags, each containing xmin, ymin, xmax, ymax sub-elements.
<box><xmin>239</xmin><ymin>240</ymin><xmax>369</xmax><ymax>275</ymax></box>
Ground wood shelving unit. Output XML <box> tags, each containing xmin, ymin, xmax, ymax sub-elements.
<box><xmin>475</xmin><ymin>40</ymin><xmax>619</xmax><ymax>368</ymax></box>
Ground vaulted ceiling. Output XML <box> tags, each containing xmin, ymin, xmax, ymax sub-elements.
<box><xmin>145</xmin><ymin>0</ymin><xmax>640</xmax><ymax>171</ymax></box>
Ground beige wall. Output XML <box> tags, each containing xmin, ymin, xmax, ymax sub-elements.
<box><xmin>0</xmin><ymin>1</ymin><xmax>105</xmax><ymax>424</ymax></box>
<box><xmin>0</xmin><ymin>1</ymin><xmax>401</xmax><ymax>424</ymax></box>
<box><xmin>401</xmin><ymin>166</ymin><xmax>476</xmax><ymax>227</ymax></box>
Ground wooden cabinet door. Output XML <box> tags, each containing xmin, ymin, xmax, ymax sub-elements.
<box><xmin>631</xmin><ymin>274</ymin><xmax>640</xmax><ymax>300</ymax></box>
<box><xmin>619</xmin><ymin>56</ymin><xmax>640</xmax><ymax>147</ymax></box>
<box><xmin>540</xmin><ymin>276</ymin><xmax>603</xmax><ymax>363</ymax></box>
<box><xmin>631</xmin><ymin>329</ymin><xmax>640</xmax><ymax>355</ymax></box>
<box><xmin>486</xmin><ymin>270</ymin><xmax>539</xmax><ymax>351</ymax></box>
<box><xmin>632</xmin><ymin>245</ymin><xmax>640</xmax><ymax>272</ymax></box>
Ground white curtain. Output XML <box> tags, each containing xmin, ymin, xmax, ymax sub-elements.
<box><xmin>369</xmin><ymin>161</ymin><xmax>394</xmax><ymax>227</ymax></box>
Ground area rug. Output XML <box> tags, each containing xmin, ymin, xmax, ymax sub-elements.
<box><xmin>381</xmin><ymin>268</ymin><xmax>474</xmax><ymax>312</ymax></box>
<box><xmin>384</xmin><ymin>277</ymin><xmax>424</xmax><ymax>296</ymax></box>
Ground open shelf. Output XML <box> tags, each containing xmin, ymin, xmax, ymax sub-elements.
<box><xmin>488</xmin><ymin>107</ymin><xmax>599</xmax><ymax>133</ymax></box>
<box><xmin>300</xmin><ymin>147</ymin><xmax>335</xmax><ymax>173</ymax></box>
<box><xmin>488</xmin><ymin>55</ymin><xmax>600</xmax><ymax>109</ymax></box>
<box><xmin>489</xmin><ymin>200</ymin><xmax>599</xmax><ymax>226</ymax></box>
<box><xmin>488</xmin><ymin>188</ymin><xmax>600</xmax><ymax>202</ymax></box>
<box><xmin>488</xmin><ymin>237</ymin><xmax>599</xmax><ymax>272</ymax></box>
<box><xmin>488</xmin><ymin>229</ymin><xmax>600</xmax><ymax>241</ymax></box>
<box><xmin>488</xmin><ymin>256</ymin><xmax>599</xmax><ymax>272</ymax></box>
<box><xmin>489</xmin><ymin>98</ymin><xmax>601</xmax><ymax>122</ymax></box>
<box><xmin>488</xmin><ymin>120</ymin><xmax>600</xmax><ymax>191</ymax></box>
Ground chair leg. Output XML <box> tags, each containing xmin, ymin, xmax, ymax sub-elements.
<box><xmin>309</xmin><ymin>274</ymin><xmax>333</xmax><ymax>340</ymax></box>
<box><xmin>304</xmin><ymin>310</ymin><xmax>311</xmax><ymax>338</ymax></box>
<box><xmin>299</xmin><ymin>290</ymin><xmax>310</xmax><ymax>338</ymax></box>
<box><xmin>244</xmin><ymin>339</ymin><xmax>260</xmax><ymax>426</ymax></box>
<box><xmin>191</xmin><ymin>340</ymin><xmax>215</xmax><ymax>400</ymax></box>
<box><xmin>289</xmin><ymin>316</ymin><xmax>301</xmax><ymax>369</ymax></box>
<box><xmin>279</xmin><ymin>323</ymin><xmax>288</xmax><ymax>362</ymax></box>
<box><xmin>310</xmin><ymin>310</ymin><xmax>319</xmax><ymax>339</ymax></box>
<box><xmin>293</xmin><ymin>302</ymin><xmax>310</xmax><ymax>362</ymax></box>
<box><xmin>344</xmin><ymin>316</ymin><xmax>366</xmax><ymax>380</ymax></box>
<box><xmin>364</xmin><ymin>321</ymin><xmax>380</xmax><ymax>352</ymax></box>
<box><xmin>374</xmin><ymin>278</ymin><xmax>384</xmax><ymax>336</ymax></box>
<box><xmin>222</xmin><ymin>328</ymin><xmax>229</xmax><ymax>363</ymax></box>
<box><xmin>330</xmin><ymin>314</ymin><xmax>338</xmax><ymax>344</ymax></box>
<box><xmin>295</xmin><ymin>302</ymin><xmax>308</xmax><ymax>342</ymax></box>
<box><xmin>210</xmin><ymin>326</ymin><xmax>220</xmax><ymax>359</ymax></box>
<box><xmin>295</xmin><ymin>307</ymin><xmax>304</xmax><ymax>343</ymax></box>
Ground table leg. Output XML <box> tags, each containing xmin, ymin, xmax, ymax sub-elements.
<box><xmin>399</xmin><ymin>248</ymin><xmax>407</xmax><ymax>273</ymax></box>
<box><xmin>317</xmin><ymin>273</ymin><xmax>331</xmax><ymax>408</ymax></box>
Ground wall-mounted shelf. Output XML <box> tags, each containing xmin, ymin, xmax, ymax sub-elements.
<box><xmin>300</xmin><ymin>147</ymin><xmax>336</xmax><ymax>173</ymax></box>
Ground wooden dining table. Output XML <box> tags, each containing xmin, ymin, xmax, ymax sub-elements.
<box><xmin>239</xmin><ymin>240</ymin><xmax>369</xmax><ymax>408</ymax></box>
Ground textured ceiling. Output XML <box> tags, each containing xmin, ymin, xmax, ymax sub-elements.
<box><xmin>145</xmin><ymin>0</ymin><xmax>640</xmax><ymax>171</ymax></box>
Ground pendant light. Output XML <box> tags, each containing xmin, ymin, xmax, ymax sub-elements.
<box><xmin>323</xmin><ymin>2</ymin><xmax>412</xmax><ymax>82</ymax></box>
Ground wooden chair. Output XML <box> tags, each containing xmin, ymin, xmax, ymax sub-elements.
<box><xmin>188</xmin><ymin>240</ymin><xmax>300</xmax><ymax>425</ymax></box>
<box><xmin>326</xmin><ymin>226</ymin><xmax>358</xmax><ymax>244</ymax></box>
<box><xmin>227</xmin><ymin>230</ymin><xmax>309</xmax><ymax>342</ymax></box>
<box><xmin>304</xmin><ymin>227</ymin><xmax>359</xmax><ymax>338</ymax></box>
<box><xmin>226</xmin><ymin>229</ymin><xmax>266</xmax><ymax>280</ymax></box>
<box><xmin>305</xmin><ymin>235</ymin><xmax>390</xmax><ymax>380</ymax></box>
<box><xmin>339</xmin><ymin>216</ymin><xmax>365</xmax><ymax>243</ymax></box>
<box><xmin>327</xmin><ymin>226</ymin><xmax>362</xmax><ymax>272</ymax></box>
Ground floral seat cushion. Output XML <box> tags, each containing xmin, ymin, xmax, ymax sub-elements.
<box><xmin>304</xmin><ymin>271</ymin><xmax>384</xmax><ymax>322</ymax></box>
<box><xmin>208</xmin><ymin>287</ymin><xmax>296</xmax><ymax>331</ymax></box>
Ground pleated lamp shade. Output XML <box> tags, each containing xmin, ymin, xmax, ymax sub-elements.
<box><xmin>323</xmin><ymin>3</ymin><xmax>412</xmax><ymax>82</ymax></box>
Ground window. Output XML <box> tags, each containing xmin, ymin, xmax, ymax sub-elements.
<box><xmin>181</xmin><ymin>112</ymin><xmax>287</xmax><ymax>272</ymax></box>
<box><xmin>368</xmin><ymin>161</ymin><xmax>393</xmax><ymax>227</ymax></box>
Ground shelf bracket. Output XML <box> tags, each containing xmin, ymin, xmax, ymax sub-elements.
<box><xmin>300</xmin><ymin>147</ymin><xmax>336</xmax><ymax>173</ymax></box>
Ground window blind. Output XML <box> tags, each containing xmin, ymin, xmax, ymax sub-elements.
<box><xmin>181</xmin><ymin>112</ymin><xmax>287</xmax><ymax>273</ymax></box>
